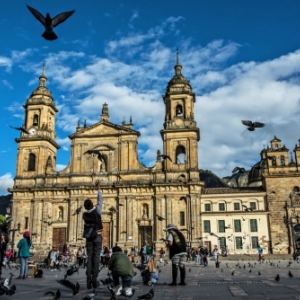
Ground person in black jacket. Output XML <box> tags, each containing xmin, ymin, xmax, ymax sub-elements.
<box><xmin>82</xmin><ymin>180</ymin><xmax>103</xmax><ymax>289</ymax></box>
<box><xmin>0</xmin><ymin>232</ymin><xmax>7</xmax><ymax>279</ymax></box>
<box><xmin>163</xmin><ymin>223</ymin><xmax>187</xmax><ymax>286</ymax></box>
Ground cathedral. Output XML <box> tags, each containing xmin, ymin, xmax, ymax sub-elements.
<box><xmin>8</xmin><ymin>55</ymin><xmax>300</xmax><ymax>257</ymax></box>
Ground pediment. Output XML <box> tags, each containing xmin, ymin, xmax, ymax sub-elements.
<box><xmin>69</xmin><ymin>121</ymin><xmax>139</xmax><ymax>139</ymax></box>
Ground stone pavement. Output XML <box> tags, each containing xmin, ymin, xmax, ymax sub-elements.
<box><xmin>2</xmin><ymin>257</ymin><xmax>300</xmax><ymax>299</ymax></box>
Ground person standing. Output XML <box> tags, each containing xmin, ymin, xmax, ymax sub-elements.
<box><xmin>257</xmin><ymin>245</ymin><xmax>264</xmax><ymax>262</ymax></box>
<box><xmin>49</xmin><ymin>246</ymin><xmax>59</xmax><ymax>270</ymax></box>
<box><xmin>82</xmin><ymin>180</ymin><xmax>103</xmax><ymax>289</ymax></box>
<box><xmin>163</xmin><ymin>223</ymin><xmax>187</xmax><ymax>286</ymax></box>
<box><xmin>212</xmin><ymin>245</ymin><xmax>219</xmax><ymax>267</ymax></box>
<box><xmin>16</xmin><ymin>231</ymin><xmax>32</xmax><ymax>279</ymax></box>
<box><xmin>77</xmin><ymin>246</ymin><xmax>83</xmax><ymax>267</ymax></box>
<box><xmin>108</xmin><ymin>246</ymin><xmax>134</xmax><ymax>297</ymax></box>
<box><xmin>0</xmin><ymin>233</ymin><xmax>7</xmax><ymax>279</ymax></box>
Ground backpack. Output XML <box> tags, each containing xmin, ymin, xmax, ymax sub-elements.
<box><xmin>83</xmin><ymin>211</ymin><xmax>99</xmax><ymax>239</ymax></box>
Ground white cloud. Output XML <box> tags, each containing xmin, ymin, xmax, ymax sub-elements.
<box><xmin>0</xmin><ymin>173</ymin><xmax>13</xmax><ymax>194</ymax></box>
<box><xmin>0</xmin><ymin>56</ymin><xmax>12</xmax><ymax>71</ymax></box>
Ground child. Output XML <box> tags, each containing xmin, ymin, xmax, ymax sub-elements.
<box><xmin>203</xmin><ymin>254</ymin><xmax>208</xmax><ymax>266</ymax></box>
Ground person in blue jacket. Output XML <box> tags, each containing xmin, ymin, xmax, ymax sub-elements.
<box><xmin>16</xmin><ymin>231</ymin><xmax>32</xmax><ymax>279</ymax></box>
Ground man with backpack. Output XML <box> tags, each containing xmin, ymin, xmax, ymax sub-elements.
<box><xmin>82</xmin><ymin>180</ymin><xmax>103</xmax><ymax>289</ymax></box>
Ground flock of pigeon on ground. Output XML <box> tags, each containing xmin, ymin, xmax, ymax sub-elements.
<box><xmin>0</xmin><ymin>257</ymin><xmax>299</xmax><ymax>299</ymax></box>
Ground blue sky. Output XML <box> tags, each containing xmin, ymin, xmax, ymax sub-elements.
<box><xmin>1</xmin><ymin>0</ymin><xmax>300</xmax><ymax>194</ymax></box>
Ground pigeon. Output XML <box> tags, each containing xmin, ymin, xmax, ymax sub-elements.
<box><xmin>114</xmin><ymin>173</ymin><xmax>123</xmax><ymax>180</ymax></box>
<box><xmin>189</xmin><ymin>268</ymin><xmax>191</xmax><ymax>272</ymax></box>
<box><xmin>178</xmin><ymin>174</ymin><xmax>186</xmax><ymax>179</ymax></box>
<box><xmin>258</xmin><ymin>271</ymin><xmax>261</xmax><ymax>275</ymax></box>
<box><xmin>72</xmin><ymin>206</ymin><xmax>82</xmax><ymax>216</ymax></box>
<box><xmin>156</xmin><ymin>214</ymin><xmax>165</xmax><ymax>221</ymax></box>
<box><xmin>249</xmin><ymin>269</ymin><xmax>252</xmax><ymax>273</ymax></box>
<box><xmin>1</xmin><ymin>284</ymin><xmax>16</xmax><ymax>296</ymax></box>
<box><xmin>44</xmin><ymin>289</ymin><xmax>61</xmax><ymax>300</ymax></box>
<box><xmin>107</xmin><ymin>286</ymin><xmax>117</xmax><ymax>300</ymax></box>
<box><xmin>241</xmin><ymin>120</ymin><xmax>265</xmax><ymax>131</ymax></box>
<box><xmin>231</xmin><ymin>271</ymin><xmax>234</xmax><ymax>276</ymax></box>
<box><xmin>100</xmin><ymin>277</ymin><xmax>114</xmax><ymax>285</ymax></box>
<box><xmin>86</xmin><ymin>149</ymin><xmax>105</xmax><ymax>161</ymax></box>
<box><xmin>275</xmin><ymin>274</ymin><xmax>280</xmax><ymax>281</ymax></box>
<box><xmin>3</xmin><ymin>273</ymin><xmax>14</xmax><ymax>290</ymax></box>
<box><xmin>137</xmin><ymin>288</ymin><xmax>154</xmax><ymax>299</ymax></box>
<box><xmin>56</xmin><ymin>279</ymin><xmax>80</xmax><ymax>295</ymax></box>
<box><xmin>26</xmin><ymin>5</ymin><xmax>75</xmax><ymax>40</ymax></box>
<box><xmin>82</xmin><ymin>293</ymin><xmax>95</xmax><ymax>300</ymax></box>
<box><xmin>288</xmin><ymin>270</ymin><xmax>293</xmax><ymax>278</ymax></box>
<box><xmin>232</xmin><ymin>166</ymin><xmax>246</xmax><ymax>173</ymax></box>
<box><xmin>242</xmin><ymin>205</ymin><xmax>253</xmax><ymax>212</ymax></box>
<box><xmin>9</xmin><ymin>125</ymin><xmax>30</xmax><ymax>134</ymax></box>
<box><xmin>157</xmin><ymin>154</ymin><xmax>172</xmax><ymax>162</ymax></box>
<box><xmin>64</xmin><ymin>264</ymin><xmax>79</xmax><ymax>279</ymax></box>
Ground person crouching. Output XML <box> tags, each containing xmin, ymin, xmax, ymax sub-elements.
<box><xmin>108</xmin><ymin>246</ymin><xmax>134</xmax><ymax>297</ymax></box>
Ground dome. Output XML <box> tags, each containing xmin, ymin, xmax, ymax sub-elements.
<box><xmin>166</xmin><ymin>51</ymin><xmax>192</xmax><ymax>93</ymax></box>
<box><xmin>248</xmin><ymin>161</ymin><xmax>262</xmax><ymax>187</ymax></box>
<box><xmin>30</xmin><ymin>74</ymin><xmax>52</xmax><ymax>98</ymax></box>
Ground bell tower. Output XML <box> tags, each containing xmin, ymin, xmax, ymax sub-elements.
<box><xmin>15</xmin><ymin>63</ymin><xmax>60</xmax><ymax>178</ymax></box>
<box><xmin>160</xmin><ymin>51</ymin><xmax>200</xmax><ymax>181</ymax></box>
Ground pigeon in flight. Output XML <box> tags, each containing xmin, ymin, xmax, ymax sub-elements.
<box><xmin>242</xmin><ymin>204</ymin><xmax>253</xmax><ymax>212</ymax></box>
<box><xmin>86</xmin><ymin>149</ymin><xmax>105</xmax><ymax>161</ymax></box>
<box><xmin>44</xmin><ymin>289</ymin><xmax>61</xmax><ymax>300</ymax></box>
<box><xmin>232</xmin><ymin>166</ymin><xmax>246</xmax><ymax>173</ymax></box>
<box><xmin>157</xmin><ymin>154</ymin><xmax>172</xmax><ymax>162</ymax></box>
<box><xmin>156</xmin><ymin>214</ymin><xmax>165</xmax><ymax>221</ymax></box>
<box><xmin>56</xmin><ymin>279</ymin><xmax>80</xmax><ymax>295</ymax></box>
<box><xmin>241</xmin><ymin>120</ymin><xmax>265</xmax><ymax>131</ymax></box>
<box><xmin>72</xmin><ymin>206</ymin><xmax>82</xmax><ymax>216</ymax></box>
<box><xmin>26</xmin><ymin>5</ymin><xmax>75</xmax><ymax>40</ymax></box>
<box><xmin>9</xmin><ymin>125</ymin><xmax>30</xmax><ymax>134</ymax></box>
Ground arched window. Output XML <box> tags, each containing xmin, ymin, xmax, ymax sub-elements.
<box><xmin>28</xmin><ymin>153</ymin><xmax>36</xmax><ymax>171</ymax></box>
<box><xmin>46</xmin><ymin>156</ymin><xmax>53</xmax><ymax>168</ymax></box>
<box><xmin>33</xmin><ymin>114</ymin><xmax>39</xmax><ymax>126</ymax></box>
<box><xmin>175</xmin><ymin>104</ymin><xmax>183</xmax><ymax>117</ymax></box>
<box><xmin>176</xmin><ymin>145</ymin><xmax>186</xmax><ymax>164</ymax></box>
<box><xmin>280</xmin><ymin>156</ymin><xmax>285</xmax><ymax>166</ymax></box>
<box><xmin>275</xmin><ymin>144</ymin><xmax>278</xmax><ymax>150</ymax></box>
<box><xmin>271</xmin><ymin>156</ymin><xmax>276</xmax><ymax>166</ymax></box>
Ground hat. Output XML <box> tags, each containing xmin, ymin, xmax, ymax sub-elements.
<box><xmin>23</xmin><ymin>231</ymin><xmax>30</xmax><ymax>237</ymax></box>
<box><xmin>163</xmin><ymin>223</ymin><xmax>177</xmax><ymax>232</ymax></box>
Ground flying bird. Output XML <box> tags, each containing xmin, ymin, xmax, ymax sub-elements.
<box><xmin>9</xmin><ymin>125</ymin><xmax>30</xmax><ymax>134</ymax></box>
<box><xmin>241</xmin><ymin>120</ymin><xmax>265</xmax><ymax>131</ymax></box>
<box><xmin>72</xmin><ymin>206</ymin><xmax>82</xmax><ymax>216</ymax></box>
<box><xmin>136</xmin><ymin>288</ymin><xmax>154</xmax><ymax>300</ymax></box>
<box><xmin>157</xmin><ymin>154</ymin><xmax>172</xmax><ymax>162</ymax></box>
<box><xmin>275</xmin><ymin>274</ymin><xmax>280</xmax><ymax>281</ymax></box>
<box><xmin>56</xmin><ymin>280</ymin><xmax>80</xmax><ymax>295</ymax></box>
<box><xmin>156</xmin><ymin>214</ymin><xmax>165</xmax><ymax>221</ymax></box>
<box><xmin>64</xmin><ymin>264</ymin><xmax>79</xmax><ymax>279</ymax></box>
<box><xmin>44</xmin><ymin>289</ymin><xmax>61</xmax><ymax>300</ymax></box>
<box><xmin>86</xmin><ymin>149</ymin><xmax>105</xmax><ymax>162</ymax></box>
<box><xmin>242</xmin><ymin>205</ymin><xmax>253</xmax><ymax>212</ymax></box>
<box><xmin>232</xmin><ymin>166</ymin><xmax>246</xmax><ymax>173</ymax></box>
<box><xmin>114</xmin><ymin>172</ymin><xmax>123</xmax><ymax>180</ymax></box>
<box><xmin>26</xmin><ymin>5</ymin><xmax>75</xmax><ymax>40</ymax></box>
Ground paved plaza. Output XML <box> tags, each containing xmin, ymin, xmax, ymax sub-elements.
<box><xmin>2</xmin><ymin>256</ymin><xmax>300</xmax><ymax>299</ymax></box>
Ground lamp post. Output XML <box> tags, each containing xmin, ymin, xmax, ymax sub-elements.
<box><xmin>10</xmin><ymin>223</ymin><xmax>21</xmax><ymax>262</ymax></box>
<box><xmin>109</xmin><ymin>206</ymin><xmax>117</xmax><ymax>248</ymax></box>
<box><xmin>284</xmin><ymin>201</ymin><xmax>294</xmax><ymax>254</ymax></box>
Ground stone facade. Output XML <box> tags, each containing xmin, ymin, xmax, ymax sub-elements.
<box><xmin>7</xmin><ymin>57</ymin><xmax>300</xmax><ymax>257</ymax></box>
